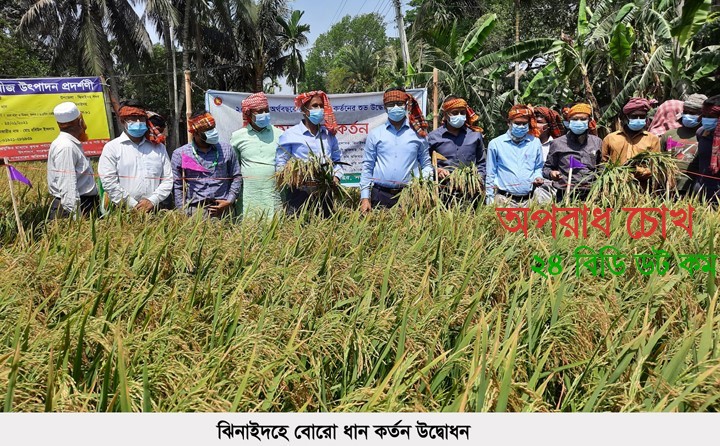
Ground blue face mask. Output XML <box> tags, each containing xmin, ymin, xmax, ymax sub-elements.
<box><xmin>510</xmin><ymin>123</ymin><xmax>529</xmax><ymax>139</ymax></box>
<box><xmin>126</xmin><ymin>121</ymin><xmax>147</xmax><ymax>138</ymax></box>
<box><xmin>253</xmin><ymin>112</ymin><xmax>271</xmax><ymax>129</ymax></box>
<box><xmin>627</xmin><ymin>118</ymin><xmax>647</xmax><ymax>131</ymax></box>
<box><xmin>701</xmin><ymin>117</ymin><xmax>718</xmax><ymax>131</ymax></box>
<box><xmin>387</xmin><ymin>106</ymin><xmax>407</xmax><ymax>122</ymax></box>
<box><xmin>448</xmin><ymin>115</ymin><xmax>466</xmax><ymax>129</ymax></box>
<box><xmin>307</xmin><ymin>109</ymin><xmax>324</xmax><ymax>125</ymax></box>
<box><xmin>203</xmin><ymin>128</ymin><xmax>220</xmax><ymax>145</ymax></box>
<box><xmin>569</xmin><ymin>120</ymin><xmax>589</xmax><ymax>135</ymax></box>
<box><xmin>681</xmin><ymin>114</ymin><xmax>700</xmax><ymax>128</ymax></box>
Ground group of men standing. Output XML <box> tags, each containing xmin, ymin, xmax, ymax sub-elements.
<box><xmin>45</xmin><ymin>88</ymin><xmax>720</xmax><ymax>219</ymax></box>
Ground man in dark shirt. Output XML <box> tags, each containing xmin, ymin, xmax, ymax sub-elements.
<box><xmin>543</xmin><ymin>103</ymin><xmax>603</xmax><ymax>202</ymax></box>
<box><xmin>690</xmin><ymin>95</ymin><xmax>720</xmax><ymax>203</ymax></box>
<box><xmin>428</xmin><ymin>96</ymin><xmax>485</xmax><ymax>202</ymax></box>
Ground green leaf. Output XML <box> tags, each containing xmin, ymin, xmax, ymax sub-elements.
<box><xmin>608</xmin><ymin>23</ymin><xmax>634</xmax><ymax>67</ymax></box>
<box><xmin>671</xmin><ymin>0</ymin><xmax>711</xmax><ymax>47</ymax></box>
<box><xmin>577</xmin><ymin>0</ymin><xmax>589</xmax><ymax>41</ymax></box>
<box><xmin>613</xmin><ymin>3</ymin><xmax>635</xmax><ymax>25</ymax></box>
<box><xmin>472</xmin><ymin>39</ymin><xmax>562</xmax><ymax>70</ymax></box>
<box><xmin>457</xmin><ymin>14</ymin><xmax>497</xmax><ymax>65</ymax></box>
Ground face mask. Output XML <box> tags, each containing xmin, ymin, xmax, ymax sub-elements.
<box><xmin>448</xmin><ymin>115</ymin><xmax>466</xmax><ymax>129</ymax></box>
<box><xmin>569</xmin><ymin>120</ymin><xmax>589</xmax><ymax>135</ymax></box>
<box><xmin>681</xmin><ymin>114</ymin><xmax>700</xmax><ymax>128</ymax></box>
<box><xmin>253</xmin><ymin>112</ymin><xmax>271</xmax><ymax>129</ymax></box>
<box><xmin>563</xmin><ymin>121</ymin><xmax>570</xmax><ymax>129</ymax></box>
<box><xmin>387</xmin><ymin>106</ymin><xmax>407</xmax><ymax>122</ymax></box>
<box><xmin>510</xmin><ymin>123</ymin><xmax>529</xmax><ymax>139</ymax></box>
<box><xmin>627</xmin><ymin>118</ymin><xmax>646</xmax><ymax>132</ymax></box>
<box><xmin>307</xmin><ymin>109</ymin><xmax>324</xmax><ymax>125</ymax></box>
<box><xmin>701</xmin><ymin>117</ymin><xmax>718</xmax><ymax>131</ymax></box>
<box><xmin>203</xmin><ymin>128</ymin><xmax>220</xmax><ymax>145</ymax></box>
<box><xmin>126</xmin><ymin>121</ymin><xmax>147</xmax><ymax>138</ymax></box>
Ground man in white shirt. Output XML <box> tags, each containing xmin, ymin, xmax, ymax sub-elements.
<box><xmin>47</xmin><ymin>102</ymin><xmax>98</xmax><ymax>219</ymax></box>
<box><xmin>98</xmin><ymin>100</ymin><xmax>172</xmax><ymax>213</ymax></box>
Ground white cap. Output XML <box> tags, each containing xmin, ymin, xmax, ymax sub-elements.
<box><xmin>53</xmin><ymin>102</ymin><xmax>81</xmax><ymax>123</ymax></box>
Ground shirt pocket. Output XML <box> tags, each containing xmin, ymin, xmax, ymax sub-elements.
<box><xmin>143</xmin><ymin>151</ymin><xmax>164</xmax><ymax>179</ymax></box>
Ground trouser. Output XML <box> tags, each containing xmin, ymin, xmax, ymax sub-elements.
<box><xmin>49</xmin><ymin>195</ymin><xmax>99</xmax><ymax>219</ymax></box>
<box><xmin>371</xmin><ymin>185</ymin><xmax>405</xmax><ymax>209</ymax></box>
<box><xmin>533</xmin><ymin>183</ymin><xmax>557</xmax><ymax>205</ymax></box>
<box><xmin>493</xmin><ymin>189</ymin><xmax>533</xmax><ymax>208</ymax></box>
<box><xmin>285</xmin><ymin>186</ymin><xmax>334</xmax><ymax>217</ymax></box>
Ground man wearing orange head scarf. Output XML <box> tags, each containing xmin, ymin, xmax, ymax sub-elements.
<box><xmin>542</xmin><ymin>103</ymin><xmax>603</xmax><ymax>202</ymax></box>
<box><xmin>484</xmin><ymin>104</ymin><xmax>545</xmax><ymax>207</ymax></box>
<box><xmin>276</xmin><ymin>90</ymin><xmax>343</xmax><ymax>215</ymax></box>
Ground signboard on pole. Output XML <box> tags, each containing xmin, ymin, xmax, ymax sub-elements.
<box><xmin>0</xmin><ymin>77</ymin><xmax>111</xmax><ymax>161</ymax></box>
<box><xmin>206</xmin><ymin>89</ymin><xmax>427</xmax><ymax>185</ymax></box>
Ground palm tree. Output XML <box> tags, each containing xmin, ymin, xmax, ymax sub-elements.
<box><xmin>19</xmin><ymin>0</ymin><xmax>153</xmax><ymax>111</ymax></box>
<box><xmin>335</xmin><ymin>45</ymin><xmax>378</xmax><ymax>93</ymax></box>
<box><xmin>277</xmin><ymin>10</ymin><xmax>310</xmax><ymax>95</ymax></box>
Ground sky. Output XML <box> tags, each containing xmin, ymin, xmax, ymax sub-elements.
<box><xmin>135</xmin><ymin>0</ymin><xmax>410</xmax><ymax>93</ymax></box>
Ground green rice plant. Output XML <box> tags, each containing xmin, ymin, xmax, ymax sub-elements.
<box><xmin>627</xmin><ymin>151</ymin><xmax>682</xmax><ymax>199</ymax></box>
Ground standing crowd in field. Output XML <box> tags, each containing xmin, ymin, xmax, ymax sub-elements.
<box><xmin>45</xmin><ymin>87</ymin><xmax>720</xmax><ymax>220</ymax></box>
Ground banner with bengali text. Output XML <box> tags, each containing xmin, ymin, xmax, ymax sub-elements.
<box><xmin>205</xmin><ymin>89</ymin><xmax>427</xmax><ymax>185</ymax></box>
<box><xmin>0</xmin><ymin>77</ymin><xmax>111</xmax><ymax>161</ymax></box>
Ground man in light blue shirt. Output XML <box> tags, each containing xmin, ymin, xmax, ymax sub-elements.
<box><xmin>360</xmin><ymin>87</ymin><xmax>433</xmax><ymax>212</ymax></box>
<box><xmin>485</xmin><ymin>104</ymin><xmax>545</xmax><ymax>207</ymax></box>
<box><xmin>276</xmin><ymin>91</ymin><xmax>343</xmax><ymax>215</ymax></box>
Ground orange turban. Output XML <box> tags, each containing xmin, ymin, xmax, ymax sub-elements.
<box><xmin>508</xmin><ymin>105</ymin><xmax>540</xmax><ymax>137</ymax></box>
<box><xmin>295</xmin><ymin>91</ymin><xmax>337</xmax><ymax>135</ymax></box>
<box><xmin>442</xmin><ymin>98</ymin><xmax>483</xmax><ymax>133</ymax></box>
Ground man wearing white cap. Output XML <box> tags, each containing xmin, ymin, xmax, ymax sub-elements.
<box><xmin>47</xmin><ymin>102</ymin><xmax>98</xmax><ymax>218</ymax></box>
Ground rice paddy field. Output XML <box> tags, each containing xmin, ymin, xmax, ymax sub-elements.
<box><xmin>1</xmin><ymin>161</ymin><xmax>719</xmax><ymax>412</ymax></box>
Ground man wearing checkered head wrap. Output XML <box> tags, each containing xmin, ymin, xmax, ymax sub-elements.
<box><xmin>358</xmin><ymin>87</ymin><xmax>434</xmax><ymax>213</ymax></box>
<box><xmin>660</xmin><ymin>94</ymin><xmax>708</xmax><ymax>196</ymax></box>
<box><xmin>483</xmin><ymin>103</ymin><xmax>545</xmax><ymax>207</ymax></box>
<box><xmin>602</xmin><ymin>97</ymin><xmax>661</xmax><ymax>184</ymax></box>
<box><xmin>230</xmin><ymin>92</ymin><xmax>283</xmax><ymax>217</ymax></box>
<box><xmin>692</xmin><ymin>94</ymin><xmax>720</xmax><ymax>203</ymax></box>
<box><xmin>98</xmin><ymin>99</ymin><xmax>173</xmax><ymax>213</ymax></box>
<box><xmin>276</xmin><ymin>90</ymin><xmax>343</xmax><ymax>216</ymax></box>
<box><xmin>46</xmin><ymin>102</ymin><xmax>99</xmax><ymax>219</ymax></box>
<box><xmin>427</xmin><ymin>95</ymin><xmax>486</xmax><ymax>201</ymax></box>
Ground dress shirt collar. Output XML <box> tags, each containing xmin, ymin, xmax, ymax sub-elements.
<box><xmin>299</xmin><ymin>120</ymin><xmax>327</xmax><ymax>137</ymax></box>
<box><xmin>385</xmin><ymin>118</ymin><xmax>410</xmax><ymax>131</ymax></box>
<box><xmin>502</xmin><ymin>129</ymin><xmax>534</xmax><ymax>145</ymax></box>
<box><xmin>118</xmin><ymin>131</ymin><xmax>148</xmax><ymax>146</ymax></box>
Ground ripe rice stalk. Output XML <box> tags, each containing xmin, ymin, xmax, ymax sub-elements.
<box><xmin>586</xmin><ymin>161</ymin><xmax>638</xmax><ymax>207</ymax></box>
<box><xmin>626</xmin><ymin>151</ymin><xmax>681</xmax><ymax>198</ymax></box>
<box><xmin>447</xmin><ymin>164</ymin><xmax>484</xmax><ymax>198</ymax></box>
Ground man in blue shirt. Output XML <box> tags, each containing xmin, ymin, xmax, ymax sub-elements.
<box><xmin>360</xmin><ymin>87</ymin><xmax>433</xmax><ymax>212</ymax></box>
<box><xmin>276</xmin><ymin>90</ymin><xmax>342</xmax><ymax>215</ymax></box>
<box><xmin>485</xmin><ymin>104</ymin><xmax>545</xmax><ymax>207</ymax></box>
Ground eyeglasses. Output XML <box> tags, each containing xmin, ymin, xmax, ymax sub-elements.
<box><xmin>385</xmin><ymin>101</ymin><xmax>406</xmax><ymax>108</ymax></box>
